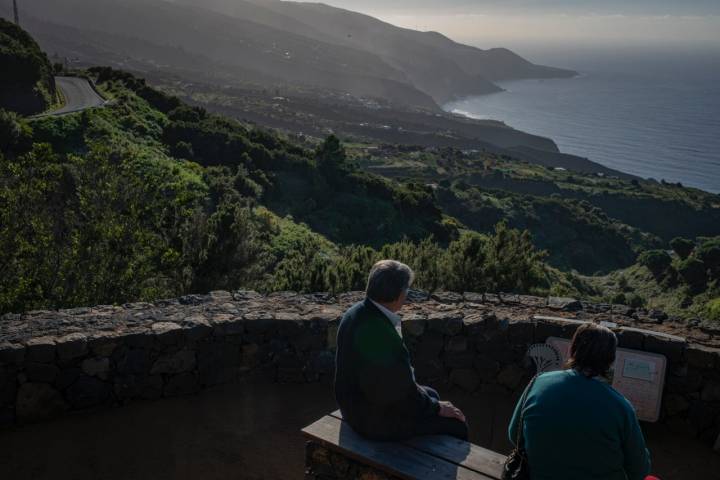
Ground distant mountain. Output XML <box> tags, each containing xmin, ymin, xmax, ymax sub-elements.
<box><xmin>3</xmin><ymin>0</ymin><xmax>575</xmax><ymax>109</ymax></box>
<box><xmin>0</xmin><ymin>19</ymin><xmax>56</xmax><ymax>114</ymax></box>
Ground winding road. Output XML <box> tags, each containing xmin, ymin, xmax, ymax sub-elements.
<box><xmin>44</xmin><ymin>76</ymin><xmax>106</xmax><ymax>116</ymax></box>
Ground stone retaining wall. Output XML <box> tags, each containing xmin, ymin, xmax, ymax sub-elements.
<box><xmin>305</xmin><ymin>442</ymin><xmax>403</xmax><ymax>480</ymax></box>
<box><xmin>1</xmin><ymin>290</ymin><xmax>719</xmax><ymax>445</ymax></box>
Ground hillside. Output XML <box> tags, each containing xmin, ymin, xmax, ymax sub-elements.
<box><xmin>0</xmin><ymin>19</ymin><xmax>56</xmax><ymax>114</ymax></box>
<box><xmin>1</xmin><ymin>0</ymin><xmax>574</xmax><ymax>109</ymax></box>
<box><xmin>350</xmin><ymin>145</ymin><xmax>720</xmax><ymax>273</ymax></box>
<box><xmin>0</xmin><ymin>54</ymin><xmax>579</xmax><ymax>314</ymax></box>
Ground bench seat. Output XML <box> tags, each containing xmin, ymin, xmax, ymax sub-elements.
<box><xmin>302</xmin><ymin>411</ymin><xmax>506</xmax><ymax>480</ymax></box>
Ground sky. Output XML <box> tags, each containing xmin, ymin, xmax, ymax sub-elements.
<box><xmin>311</xmin><ymin>0</ymin><xmax>720</xmax><ymax>50</ymax></box>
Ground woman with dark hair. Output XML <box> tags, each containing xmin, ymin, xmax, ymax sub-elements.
<box><xmin>508</xmin><ymin>323</ymin><xmax>651</xmax><ymax>480</ymax></box>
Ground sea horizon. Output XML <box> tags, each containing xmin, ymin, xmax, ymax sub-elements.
<box><xmin>445</xmin><ymin>45</ymin><xmax>720</xmax><ymax>193</ymax></box>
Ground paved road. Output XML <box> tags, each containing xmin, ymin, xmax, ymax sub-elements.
<box><xmin>46</xmin><ymin>76</ymin><xmax>106</xmax><ymax>116</ymax></box>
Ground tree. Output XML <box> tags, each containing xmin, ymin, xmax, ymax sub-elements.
<box><xmin>316</xmin><ymin>135</ymin><xmax>347</xmax><ymax>172</ymax></box>
<box><xmin>638</xmin><ymin>250</ymin><xmax>672</xmax><ymax>279</ymax></box>
<box><xmin>677</xmin><ymin>258</ymin><xmax>708</xmax><ymax>293</ymax></box>
<box><xmin>670</xmin><ymin>237</ymin><xmax>695</xmax><ymax>260</ymax></box>
<box><xmin>443</xmin><ymin>232</ymin><xmax>488</xmax><ymax>293</ymax></box>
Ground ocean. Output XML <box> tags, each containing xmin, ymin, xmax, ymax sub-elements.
<box><xmin>445</xmin><ymin>46</ymin><xmax>720</xmax><ymax>193</ymax></box>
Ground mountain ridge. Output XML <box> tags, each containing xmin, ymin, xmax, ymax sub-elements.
<box><xmin>4</xmin><ymin>0</ymin><xmax>575</xmax><ymax>108</ymax></box>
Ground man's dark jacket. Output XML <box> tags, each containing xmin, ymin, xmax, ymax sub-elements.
<box><xmin>334</xmin><ymin>298</ymin><xmax>439</xmax><ymax>440</ymax></box>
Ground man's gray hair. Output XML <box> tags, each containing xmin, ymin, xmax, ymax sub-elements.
<box><xmin>366</xmin><ymin>260</ymin><xmax>415</xmax><ymax>303</ymax></box>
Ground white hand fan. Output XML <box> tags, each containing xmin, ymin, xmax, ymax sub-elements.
<box><xmin>527</xmin><ymin>343</ymin><xmax>562</xmax><ymax>374</ymax></box>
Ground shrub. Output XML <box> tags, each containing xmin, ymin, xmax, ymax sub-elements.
<box><xmin>706</xmin><ymin>298</ymin><xmax>720</xmax><ymax>324</ymax></box>
<box><xmin>628</xmin><ymin>294</ymin><xmax>646</xmax><ymax>309</ymax></box>
<box><xmin>677</xmin><ymin>258</ymin><xmax>708</xmax><ymax>292</ymax></box>
<box><xmin>638</xmin><ymin>249</ymin><xmax>672</xmax><ymax>279</ymax></box>
<box><xmin>670</xmin><ymin>237</ymin><xmax>695</xmax><ymax>260</ymax></box>
<box><xmin>696</xmin><ymin>238</ymin><xmax>720</xmax><ymax>278</ymax></box>
<box><xmin>611</xmin><ymin>292</ymin><xmax>627</xmax><ymax>305</ymax></box>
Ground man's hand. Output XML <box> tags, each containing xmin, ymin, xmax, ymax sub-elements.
<box><xmin>438</xmin><ymin>401</ymin><xmax>466</xmax><ymax>422</ymax></box>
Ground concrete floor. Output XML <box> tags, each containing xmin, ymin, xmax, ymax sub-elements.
<box><xmin>0</xmin><ymin>382</ymin><xmax>717</xmax><ymax>480</ymax></box>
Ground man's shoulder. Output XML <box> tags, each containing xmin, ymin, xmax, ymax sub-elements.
<box><xmin>342</xmin><ymin>300</ymin><xmax>378</xmax><ymax>323</ymax></box>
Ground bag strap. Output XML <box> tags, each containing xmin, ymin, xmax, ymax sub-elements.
<box><xmin>514</xmin><ymin>374</ymin><xmax>539</xmax><ymax>449</ymax></box>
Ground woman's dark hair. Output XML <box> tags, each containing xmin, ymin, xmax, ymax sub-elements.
<box><xmin>566</xmin><ymin>323</ymin><xmax>618</xmax><ymax>378</ymax></box>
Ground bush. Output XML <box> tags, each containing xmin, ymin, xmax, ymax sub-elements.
<box><xmin>628</xmin><ymin>294</ymin><xmax>646</xmax><ymax>309</ymax></box>
<box><xmin>611</xmin><ymin>292</ymin><xmax>627</xmax><ymax>305</ymax></box>
<box><xmin>638</xmin><ymin>249</ymin><xmax>672</xmax><ymax>279</ymax></box>
<box><xmin>677</xmin><ymin>258</ymin><xmax>708</xmax><ymax>292</ymax></box>
<box><xmin>670</xmin><ymin>237</ymin><xmax>695</xmax><ymax>260</ymax></box>
<box><xmin>706</xmin><ymin>298</ymin><xmax>720</xmax><ymax>324</ymax></box>
<box><xmin>696</xmin><ymin>238</ymin><xmax>720</xmax><ymax>278</ymax></box>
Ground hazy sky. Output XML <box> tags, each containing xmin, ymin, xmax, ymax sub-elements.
<box><xmin>310</xmin><ymin>0</ymin><xmax>720</xmax><ymax>49</ymax></box>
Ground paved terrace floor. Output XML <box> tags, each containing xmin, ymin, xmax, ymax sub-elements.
<box><xmin>0</xmin><ymin>381</ymin><xmax>717</xmax><ymax>480</ymax></box>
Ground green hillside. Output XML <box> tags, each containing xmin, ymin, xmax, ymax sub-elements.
<box><xmin>0</xmin><ymin>63</ymin><xmax>575</xmax><ymax>314</ymax></box>
<box><xmin>0</xmin><ymin>19</ymin><xmax>56</xmax><ymax>114</ymax></box>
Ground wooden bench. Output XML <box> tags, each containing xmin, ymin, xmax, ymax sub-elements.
<box><xmin>303</xmin><ymin>410</ymin><xmax>506</xmax><ymax>480</ymax></box>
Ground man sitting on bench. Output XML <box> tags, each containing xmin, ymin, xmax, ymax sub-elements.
<box><xmin>334</xmin><ymin>260</ymin><xmax>468</xmax><ymax>441</ymax></box>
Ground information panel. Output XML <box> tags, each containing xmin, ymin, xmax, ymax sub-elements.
<box><xmin>545</xmin><ymin>337</ymin><xmax>667</xmax><ymax>422</ymax></box>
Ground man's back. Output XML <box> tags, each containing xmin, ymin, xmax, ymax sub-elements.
<box><xmin>334</xmin><ymin>299</ymin><xmax>438</xmax><ymax>440</ymax></box>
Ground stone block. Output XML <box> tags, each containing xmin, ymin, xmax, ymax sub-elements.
<box><xmin>473</xmin><ymin>358</ymin><xmax>501</xmax><ymax>383</ymax></box>
<box><xmin>81</xmin><ymin>357</ymin><xmax>110</xmax><ymax>380</ymax></box>
<box><xmin>152</xmin><ymin>322</ymin><xmax>183</xmax><ymax>345</ymax></box>
<box><xmin>185</xmin><ymin>320</ymin><xmax>212</xmax><ymax>342</ymax></box>
<box><xmin>450</xmin><ymin>368</ymin><xmax>480</xmax><ymax>392</ymax></box>
<box><xmin>663</xmin><ymin>393</ymin><xmax>691</xmax><ymax>416</ymax></box>
<box><xmin>54</xmin><ymin>368</ymin><xmax>81</xmax><ymax>390</ymax></box>
<box><xmin>198</xmin><ymin>343</ymin><xmax>240</xmax><ymax>386</ymax></box>
<box><xmin>443</xmin><ymin>351</ymin><xmax>475</xmax><ymax>369</ymax></box>
<box><xmin>25</xmin><ymin>362</ymin><xmax>60</xmax><ymax>383</ymax></box>
<box><xmin>241</xmin><ymin>344</ymin><xmax>261</xmax><ymax>368</ymax></box>
<box><xmin>413</xmin><ymin>360</ymin><xmax>444</xmax><ymax>383</ymax></box>
<box><xmin>497</xmin><ymin>364</ymin><xmax>528</xmax><ymax>390</ymax></box>
<box><xmin>164</xmin><ymin>372</ymin><xmax>199</xmax><ymax>397</ymax></box>
<box><xmin>701</xmin><ymin>381</ymin><xmax>720</xmax><ymax>403</ymax></box>
<box><xmin>507</xmin><ymin>321</ymin><xmax>534</xmax><ymax>344</ymax></box>
<box><xmin>534</xmin><ymin>321</ymin><xmax>565</xmax><ymax>343</ymax></box>
<box><xmin>446</xmin><ymin>336</ymin><xmax>468</xmax><ymax>353</ymax></box>
<box><xmin>686</xmin><ymin>345</ymin><xmax>720</xmax><ymax>370</ymax></box>
<box><xmin>0</xmin><ymin>342</ymin><xmax>25</xmax><ymax>365</ymax></box>
<box><xmin>426</xmin><ymin>312</ymin><xmax>463</xmax><ymax>336</ymax></box>
<box><xmin>16</xmin><ymin>383</ymin><xmax>68</xmax><ymax>421</ymax></box>
<box><xmin>688</xmin><ymin>401</ymin><xmax>720</xmax><ymax>434</ymax></box>
<box><xmin>412</xmin><ymin>332</ymin><xmax>444</xmax><ymax>359</ymax></box>
<box><xmin>25</xmin><ymin>337</ymin><xmax>56</xmax><ymax>363</ymax></box>
<box><xmin>547</xmin><ymin>297</ymin><xmax>583</xmax><ymax>311</ymax></box>
<box><xmin>117</xmin><ymin>349</ymin><xmax>151</xmax><ymax>375</ymax></box>
<box><xmin>65</xmin><ymin>375</ymin><xmax>111</xmax><ymax>409</ymax></box>
<box><xmin>244</xmin><ymin>317</ymin><xmax>277</xmax><ymax>334</ymax></box>
<box><xmin>0</xmin><ymin>367</ymin><xmax>17</xmax><ymax>405</ymax></box>
<box><xmin>89</xmin><ymin>334</ymin><xmax>119</xmax><ymax>357</ymax></box>
<box><xmin>666</xmin><ymin>369</ymin><xmax>704</xmax><ymax>394</ymax></box>
<box><xmin>327</xmin><ymin>325</ymin><xmax>339</xmax><ymax>350</ymax></box>
<box><xmin>151</xmin><ymin>349</ymin><xmax>196</xmax><ymax>375</ymax></box>
<box><xmin>617</xmin><ymin>329</ymin><xmax>645</xmax><ymax>350</ymax></box>
<box><xmin>644</xmin><ymin>335</ymin><xmax>686</xmax><ymax>363</ymax></box>
<box><xmin>124</xmin><ymin>332</ymin><xmax>154</xmax><ymax>349</ymax></box>
<box><xmin>294</xmin><ymin>332</ymin><xmax>324</xmax><ymax>352</ymax></box>
<box><xmin>402</xmin><ymin>317</ymin><xmax>426</xmax><ymax>337</ymax></box>
<box><xmin>462</xmin><ymin>292</ymin><xmax>484</xmax><ymax>303</ymax></box>
<box><xmin>430</xmin><ymin>292</ymin><xmax>463</xmax><ymax>303</ymax></box>
<box><xmin>56</xmin><ymin>333</ymin><xmax>88</xmax><ymax>361</ymax></box>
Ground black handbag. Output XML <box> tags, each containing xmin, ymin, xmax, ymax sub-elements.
<box><xmin>502</xmin><ymin>375</ymin><xmax>539</xmax><ymax>480</ymax></box>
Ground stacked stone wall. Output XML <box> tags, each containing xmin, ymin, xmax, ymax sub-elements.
<box><xmin>1</xmin><ymin>290</ymin><xmax>719</xmax><ymax>445</ymax></box>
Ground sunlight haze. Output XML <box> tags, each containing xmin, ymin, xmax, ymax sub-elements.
<box><xmin>304</xmin><ymin>0</ymin><xmax>720</xmax><ymax>48</ymax></box>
